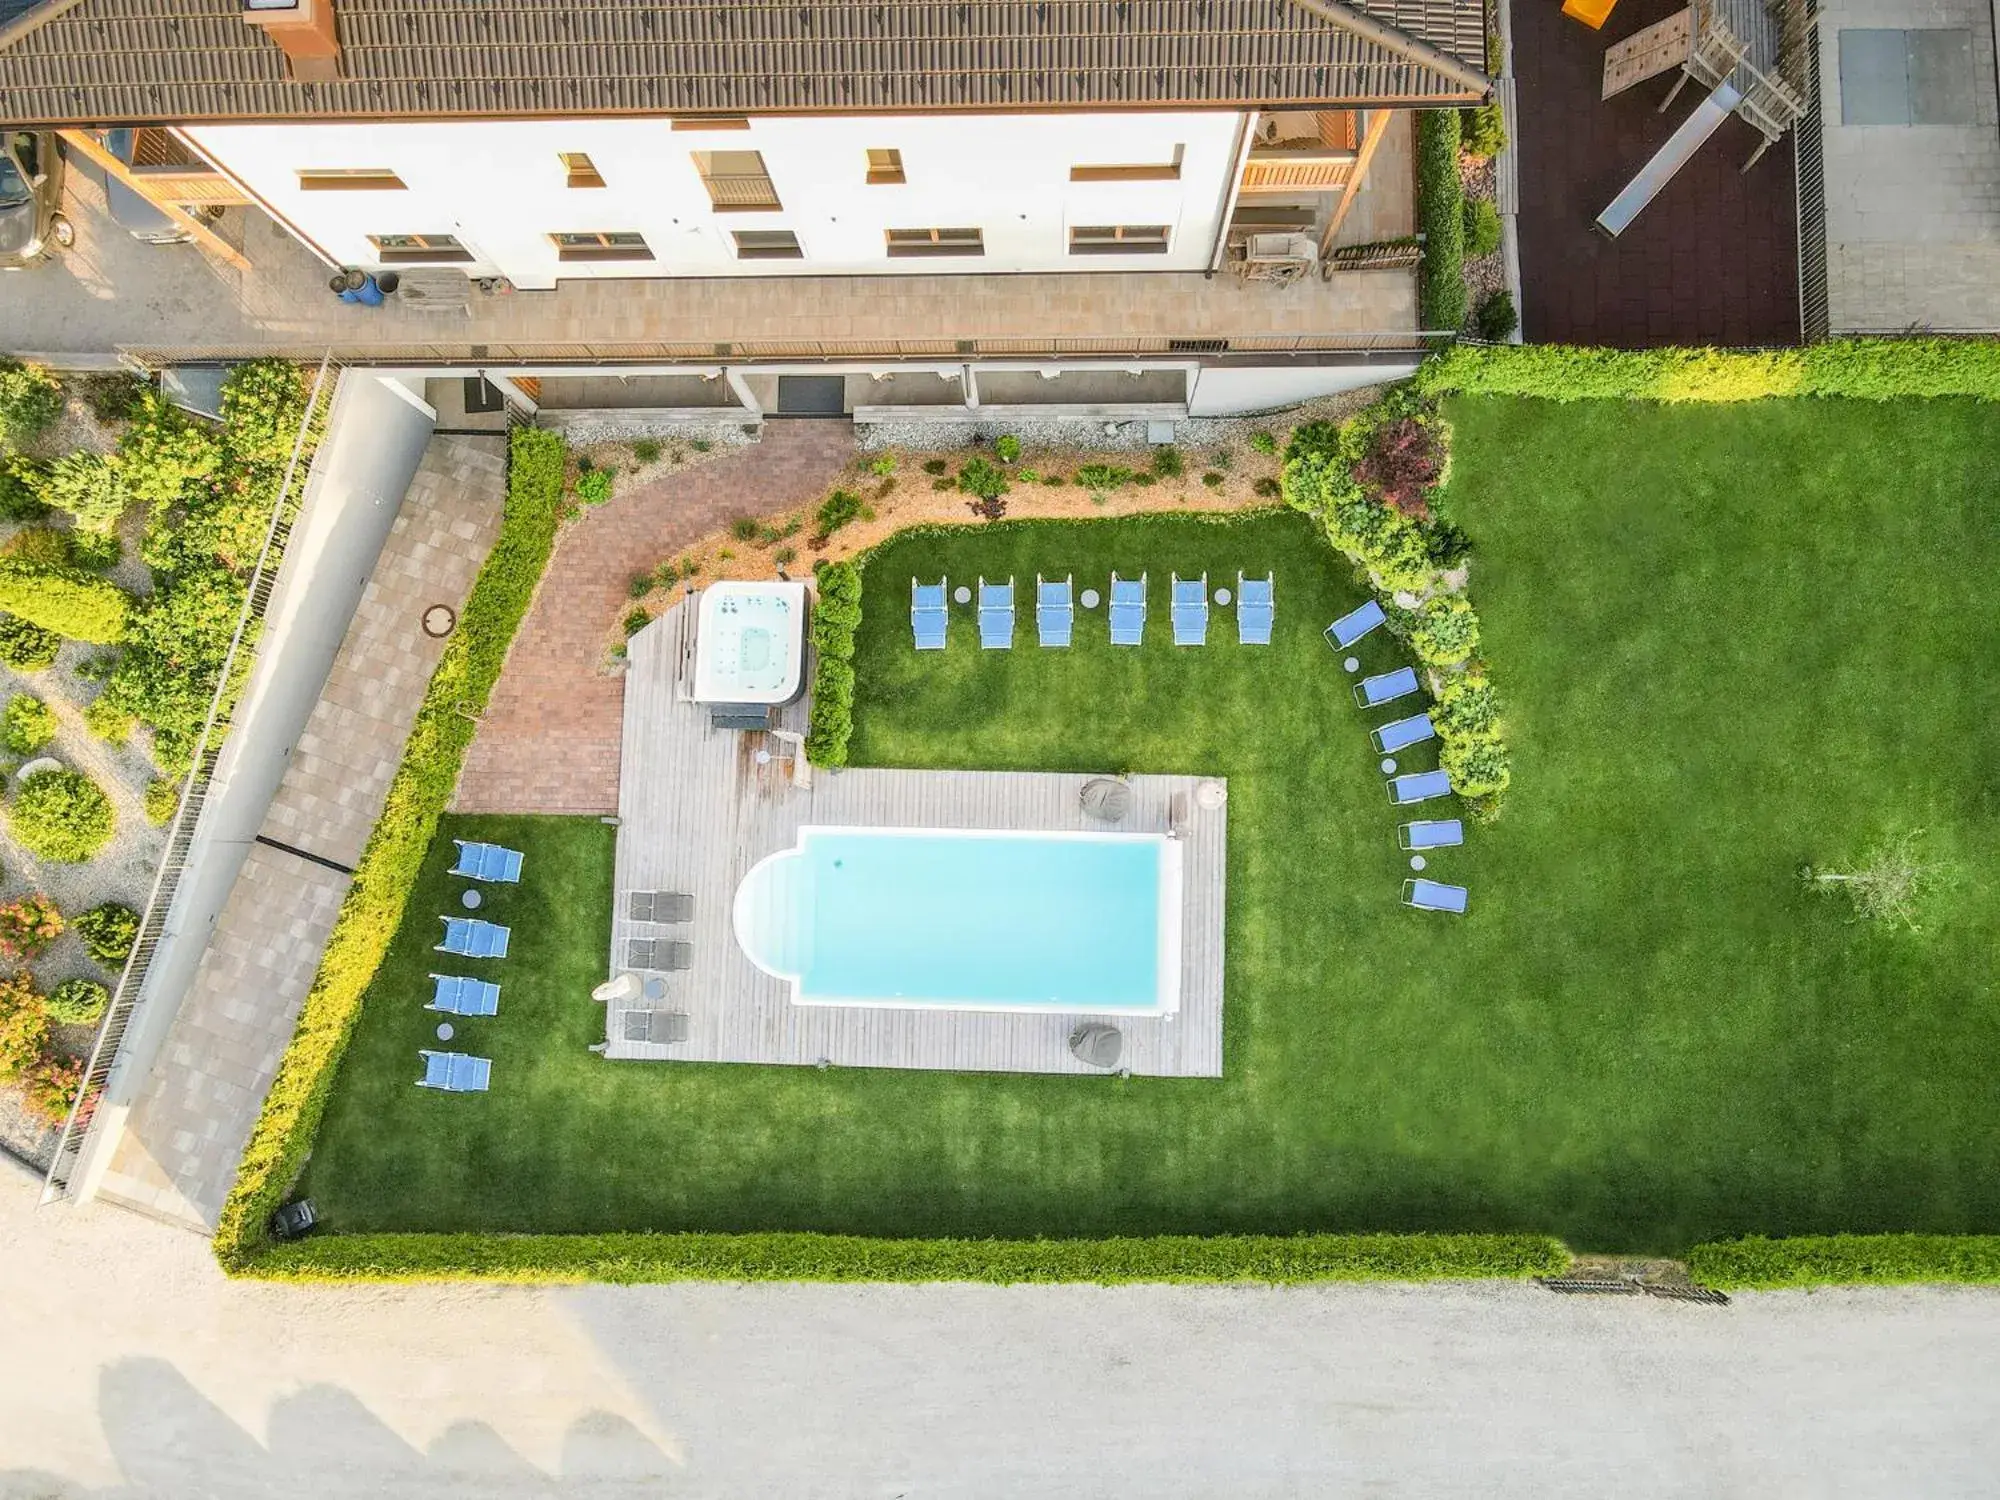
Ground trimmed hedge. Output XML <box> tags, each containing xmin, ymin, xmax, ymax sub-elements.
<box><xmin>1420</xmin><ymin>338</ymin><xmax>2000</xmax><ymax>403</ymax></box>
<box><xmin>212</xmin><ymin>426</ymin><xmax>567</xmax><ymax>1272</ymax></box>
<box><xmin>1416</xmin><ymin>109</ymin><xmax>1466</xmax><ymax>332</ymax></box>
<box><xmin>0</xmin><ymin>559</ymin><xmax>129</xmax><ymax>643</ymax></box>
<box><xmin>803</xmin><ymin>558</ymin><xmax>861</xmax><ymax>768</ymax></box>
<box><xmin>1688</xmin><ymin>1234</ymin><xmax>2000</xmax><ymax>1289</ymax></box>
<box><xmin>239</xmin><ymin>1229</ymin><xmax>1568</xmax><ymax>1285</ymax></box>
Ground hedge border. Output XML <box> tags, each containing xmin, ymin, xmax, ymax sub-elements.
<box><xmin>239</xmin><ymin>1229</ymin><xmax>1569</xmax><ymax>1285</ymax></box>
<box><xmin>1419</xmin><ymin>337</ymin><xmax>2000</xmax><ymax>403</ymax></box>
<box><xmin>1687</xmin><ymin>1234</ymin><xmax>2000</xmax><ymax>1290</ymax></box>
<box><xmin>213</xmin><ymin>426</ymin><xmax>567</xmax><ymax>1270</ymax></box>
<box><xmin>1415</xmin><ymin>109</ymin><xmax>1466</xmax><ymax>333</ymax></box>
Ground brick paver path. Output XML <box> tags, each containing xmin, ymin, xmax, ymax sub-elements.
<box><xmin>454</xmin><ymin>422</ymin><xmax>856</xmax><ymax>816</ymax></box>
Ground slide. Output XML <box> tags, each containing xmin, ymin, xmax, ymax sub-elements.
<box><xmin>1594</xmin><ymin>80</ymin><xmax>1744</xmax><ymax>237</ymax></box>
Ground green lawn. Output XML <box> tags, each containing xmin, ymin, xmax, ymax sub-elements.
<box><xmin>301</xmin><ymin>399</ymin><xmax>2000</xmax><ymax>1252</ymax></box>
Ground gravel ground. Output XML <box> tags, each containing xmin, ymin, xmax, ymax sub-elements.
<box><xmin>3</xmin><ymin>1178</ymin><xmax>1999</xmax><ymax>1498</ymax></box>
<box><xmin>858</xmin><ymin>397</ymin><xmax>1371</xmax><ymax>456</ymax></box>
<box><xmin>540</xmin><ymin>413</ymin><xmax>758</xmax><ymax>449</ymax></box>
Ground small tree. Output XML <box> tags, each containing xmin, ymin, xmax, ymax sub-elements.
<box><xmin>1803</xmin><ymin>830</ymin><xmax>1947</xmax><ymax>932</ymax></box>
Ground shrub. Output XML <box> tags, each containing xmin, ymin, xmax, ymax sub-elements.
<box><xmin>629</xmin><ymin>438</ymin><xmax>663</xmax><ymax>464</ymax></box>
<box><xmin>1424</xmin><ymin>520</ymin><xmax>1474</xmax><ymax>568</ymax></box>
<box><xmin>0</xmin><ymin>558</ymin><xmax>129</xmax><ymax>642</ymax></box>
<box><xmin>0</xmin><ymin>614</ymin><xmax>60</xmax><ymax>671</ymax></box>
<box><xmin>1201</xmin><ymin>472</ymin><xmax>1225</xmax><ymax>489</ymax></box>
<box><xmin>1410</xmin><ymin>596</ymin><xmax>1480</xmax><ymax>666</ymax></box>
<box><xmin>0</xmin><ymin>457</ymin><xmax>51</xmax><ymax>521</ymax></box>
<box><xmin>1435</xmin><ymin>673</ymin><xmax>1501</xmax><ymax>738</ymax></box>
<box><xmin>1253</xmin><ymin>477</ymin><xmax>1282</xmax><ymax>498</ymax></box>
<box><xmin>868</xmin><ymin>453</ymin><xmax>897</xmax><ymax>477</ymax></box>
<box><xmin>46</xmin><ymin>977</ymin><xmax>109</xmax><ymax>1026</ymax></box>
<box><xmin>69</xmin><ymin>529</ymin><xmax>121</xmax><ymax>572</ymax></box>
<box><xmin>118</xmin><ymin>391</ymin><xmax>221</xmax><ymax>517</ymax></box>
<box><xmin>994</xmin><ymin>435</ymin><xmax>1021</xmax><ymax>463</ymax></box>
<box><xmin>1460</xmin><ymin>100</ymin><xmax>1507</xmax><ymax>159</ymax></box>
<box><xmin>143</xmin><ymin>777</ymin><xmax>180</xmax><ymax>827</ymax></box>
<box><xmin>1688</xmin><ymin>1234</ymin><xmax>2000</xmax><ymax>1288</ymax></box>
<box><xmin>83</xmin><ymin>696</ymin><xmax>133</xmax><ymax>745</ymax></box>
<box><xmin>627</xmin><ymin>572</ymin><xmax>654</xmax><ymax>599</ymax></box>
<box><xmin>2</xmin><ymin>525</ymin><xmax>73</xmax><ymax>568</ymax></box>
<box><xmin>32</xmin><ymin>451</ymin><xmax>131</xmax><ymax>533</ymax></box>
<box><xmin>622</xmin><ymin>607</ymin><xmax>651</xmax><ymax>638</ymax></box>
<box><xmin>1475</xmin><ymin>290</ymin><xmax>1519</xmax><ymax>342</ymax></box>
<box><xmin>11</xmin><ymin>767</ymin><xmax>114</xmax><ymax>862</ymax></box>
<box><xmin>79</xmin><ymin>372</ymin><xmax>147</xmax><ymax>425</ymax></box>
<box><xmin>1352</xmin><ymin>417</ymin><xmax>1444</xmax><ymax>518</ymax></box>
<box><xmin>214</xmin><ymin>424</ymin><xmax>567</xmax><ymax>1272</ymax></box>
<box><xmin>1074</xmin><ymin>462</ymin><xmax>1135</xmax><ymax>496</ymax></box>
<box><xmin>1248</xmin><ymin>431</ymin><xmax>1279</xmax><ymax>456</ymax></box>
<box><xmin>956</xmin><ymin>457</ymin><xmax>1009</xmax><ymax>503</ymax></box>
<box><xmin>921</xmin><ymin>458</ymin><xmax>948</xmax><ymax>476</ymax></box>
<box><xmin>1150</xmin><ymin>447</ymin><xmax>1184</xmax><ymax>478</ymax></box>
<box><xmin>576</xmin><ymin>468</ymin><xmax>613</xmax><ymax>505</ymax></box>
<box><xmin>729</xmin><ymin>516</ymin><xmax>760</xmax><ymax>543</ymax></box>
<box><xmin>75</xmin><ymin>901</ymin><xmax>139</xmax><ymax>964</ymax></box>
<box><xmin>0</xmin><ymin>358</ymin><xmax>64</xmax><ymax>448</ymax></box>
<box><xmin>23</xmin><ymin>1050</ymin><xmax>83</xmax><ymax>1122</ymax></box>
<box><xmin>1416</xmin><ymin>110</ymin><xmax>1467</xmax><ymax>331</ymax></box>
<box><xmin>1463</xmin><ymin>197</ymin><xmax>1501</xmax><ymax>259</ymax></box>
<box><xmin>1042</xmin><ymin>472</ymin><xmax>1065</xmax><ymax>486</ymax></box>
<box><xmin>1440</xmin><ymin>736</ymin><xmax>1511</xmax><ymax>798</ymax></box>
<box><xmin>804</xmin><ymin>561</ymin><xmax>862</xmax><ymax>769</ymax></box>
<box><xmin>773</xmin><ymin>545</ymin><xmax>797</xmax><ymax>567</ymax></box>
<box><xmin>0</xmin><ymin>893</ymin><xmax>63</xmax><ymax>960</ymax></box>
<box><xmin>218</xmin><ymin>360</ymin><xmax>316</xmax><ymax>471</ymax></box>
<box><xmin>0</xmin><ymin>973</ymin><xmax>48</xmax><ymax>1077</ymax></box>
<box><xmin>691</xmin><ymin>438</ymin><xmax>712</xmax><ymax>453</ymax></box>
<box><xmin>815</xmin><ymin>488</ymin><xmax>865</xmax><ymax>540</ymax></box>
<box><xmin>3</xmin><ymin>694</ymin><xmax>56</xmax><ymax>753</ymax></box>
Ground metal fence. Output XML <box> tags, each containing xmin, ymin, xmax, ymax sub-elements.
<box><xmin>1794</xmin><ymin>2</ymin><xmax>1830</xmax><ymax>344</ymax></box>
<box><xmin>38</xmin><ymin>356</ymin><xmax>335</xmax><ymax>1204</ymax></box>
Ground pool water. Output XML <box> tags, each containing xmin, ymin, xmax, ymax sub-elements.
<box><xmin>734</xmin><ymin>827</ymin><xmax>1181</xmax><ymax>1014</ymax></box>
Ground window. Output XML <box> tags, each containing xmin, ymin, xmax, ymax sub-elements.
<box><xmin>693</xmin><ymin>149</ymin><xmax>781</xmax><ymax>211</ymax></box>
<box><xmin>1069</xmin><ymin>146</ymin><xmax>1183</xmax><ymax>183</ymax></box>
<box><xmin>733</xmin><ymin>229</ymin><xmax>804</xmax><ymax>260</ymax></box>
<box><xmin>885</xmin><ymin>226</ymin><xmax>983</xmax><ymax>258</ymax></box>
<box><xmin>550</xmin><ymin>231</ymin><xmax>654</xmax><ymax>263</ymax></box>
<box><xmin>559</xmin><ymin>152</ymin><xmax>606</xmax><ymax>188</ymax></box>
<box><xmin>299</xmin><ymin>168</ymin><xmax>407</xmax><ymax>191</ymax></box>
<box><xmin>1068</xmin><ymin>224</ymin><xmax>1171</xmax><ymax>255</ymax></box>
<box><xmin>368</xmin><ymin>232</ymin><xmax>472</xmax><ymax>263</ymax></box>
<box><xmin>1838</xmin><ymin>28</ymin><xmax>1976</xmax><ymax>124</ymax></box>
<box><xmin>671</xmin><ymin>116</ymin><xmax>751</xmax><ymax>131</ymax></box>
<box><xmin>865</xmin><ymin>147</ymin><xmax>906</xmax><ymax>185</ymax></box>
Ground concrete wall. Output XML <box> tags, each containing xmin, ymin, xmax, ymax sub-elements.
<box><xmin>183</xmin><ymin>111</ymin><xmax>1244</xmax><ymax>289</ymax></box>
<box><xmin>73</xmin><ymin>372</ymin><xmax>439</xmax><ymax>1203</ymax></box>
<box><xmin>1186</xmin><ymin>360</ymin><xmax>1419</xmax><ymax>416</ymax></box>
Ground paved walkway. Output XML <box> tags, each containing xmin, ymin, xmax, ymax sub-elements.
<box><xmin>454</xmin><ymin>423</ymin><xmax>853</xmax><ymax>815</ymax></box>
<box><xmin>95</xmin><ymin>436</ymin><xmax>506</xmax><ymax>1230</ymax></box>
<box><xmin>11</xmin><ymin>171</ymin><xmax>1417</xmax><ymax>365</ymax></box>
<box><xmin>5</xmin><ymin>1180</ymin><xmax>2000</xmax><ymax>1498</ymax></box>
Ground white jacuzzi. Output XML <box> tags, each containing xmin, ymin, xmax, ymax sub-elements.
<box><xmin>691</xmin><ymin>580</ymin><xmax>808</xmax><ymax>705</ymax></box>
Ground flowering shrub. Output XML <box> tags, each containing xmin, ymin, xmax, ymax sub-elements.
<box><xmin>0</xmin><ymin>893</ymin><xmax>63</xmax><ymax>960</ymax></box>
<box><xmin>0</xmin><ymin>971</ymin><xmax>47</xmax><ymax>1076</ymax></box>
<box><xmin>24</xmin><ymin>1050</ymin><xmax>83</xmax><ymax>1122</ymax></box>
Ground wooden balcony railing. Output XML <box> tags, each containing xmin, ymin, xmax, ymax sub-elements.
<box><xmin>1239</xmin><ymin>150</ymin><xmax>1358</xmax><ymax>194</ymax></box>
<box><xmin>701</xmin><ymin>174</ymin><xmax>783</xmax><ymax>211</ymax></box>
<box><xmin>128</xmin><ymin>127</ymin><xmax>249</xmax><ymax>206</ymax></box>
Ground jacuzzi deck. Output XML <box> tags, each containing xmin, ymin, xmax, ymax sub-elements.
<box><xmin>608</xmin><ymin>601</ymin><xmax>1227</xmax><ymax>1077</ymax></box>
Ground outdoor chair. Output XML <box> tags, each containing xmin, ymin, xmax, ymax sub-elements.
<box><xmin>1388</xmin><ymin>769</ymin><xmax>1453</xmax><ymax>805</ymax></box>
<box><xmin>1402</xmin><ymin>879</ymin><xmax>1469</xmax><ymax>914</ymax></box>
<box><xmin>1353</xmin><ymin>666</ymin><xmax>1420</xmax><ymax>709</ymax></box>
<box><xmin>1109</xmin><ymin>571</ymin><xmax>1147</xmax><ymax>646</ymax></box>
<box><xmin>622</xmin><ymin>1009</ymin><xmax>692</xmax><ymax>1045</ymax></box>
<box><xmin>628</xmin><ymin>890</ymin><xmax>693</xmax><ymax>923</ymax></box>
<box><xmin>427</xmin><ymin>973</ymin><xmax>500</xmax><ymax>1017</ymax></box>
<box><xmin>450</xmin><ymin>840</ymin><xmax>524</xmax><ymax>883</ymax></box>
<box><xmin>1326</xmin><ymin>598</ymin><xmax>1387</xmax><ymax>650</ymax></box>
<box><xmin>912</xmin><ymin>576</ymin><xmax>948</xmax><ymax>651</ymax></box>
<box><xmin>416</xmin><ymin>1050</ymin><xmax>492</xmax><ymax>1092</ymax></box>
<box><xmin>1171</xmin><ymin>573</ymin><xmax>1209</xmax><ymax>646</ymax></box>
<box><xmin>627</xmin><ymin>938</ymin><xmax>694</xmax><ymax>971</ymax></box>
<box><xmin>1237</xmin><ymin>571</ymin><xmax>1274</xmax><ymax>645</ymax></box>
<box><xmin>1371</xmin><ymin>712</ymin><xmax>1436</xmax><ymax>755</ymax></box>
<box><xmin>978</xmin><ymin>576</ymin><xmax>1015</xmax><ymax>649</ymax></box>
<box><xmin>1036</xmin><ymin>574</ymin><xmax>1073</xmax><ymax>647</ymax></box>
<box><xmin>1398</xmin><ymin>819</ymin><xmax>1465</xmax><ymax>852</ymax></box>
<box><xmin>437</xmin><ymin>916</ymin><xmax>510</xmax><ymax>959</ymax></box>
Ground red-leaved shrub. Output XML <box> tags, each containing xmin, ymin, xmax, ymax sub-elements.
<box><xmin>1352</xmin><ymin>417</ymin><xmax>1442</xmax><ymax>519</ymax></box>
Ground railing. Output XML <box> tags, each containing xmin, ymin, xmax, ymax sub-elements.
<box><xmin>701</xmin><ymin>174</ymin><xmax>782</xmax><ymax>210</ymax></box>
<box><xmin>1794</xmin><ymin>2</ymin><xmax>1829</xmax><ymax>343</ymax></box>
<box><xmin>1239</xmin><ymin>150</ymin><xmax>1357</xmax><ymax>194</ymax></box>
<box><xmin>38</xmin><ymin>357</ymin><xmax>333</xmax><ymax>1205</ymax></box>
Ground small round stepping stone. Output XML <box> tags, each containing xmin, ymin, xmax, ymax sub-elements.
<box><xmin>953</xmin><ymin>585</ymin><xmax>972</xmax><ymax>605</ymax></box>
<box><xmin>1080</xmin><ymin>588</ymin><xmax>1101</xmax><ymax>609</ymax></box>
<box><xmin>1343</xmin><ymin>656</ymin><xmax>1360</xmax><ymax>673</ymax></box>
<box><xmin>1410</xmin><ymin>855</ymin><xmax>1427</xmax><ymax>872</ymax></box>
<box><xmin>436</xmin><ymin>1022</ymin><xmax>455</xmax><ymax>1041</ymax></box>
<box><xmin>461</xmin><ymin>889</ymin><xmax>482</xmax><ymax>910</ymax></box>
<box><xmin>1380</xmin><ymin>758</ymin><xmax>1397</xmax><ymax>775</ymax></box>
<box><xmin>1215</xmin><ymin>587</ymin><xmax>1232</xmax><ymax>606</ymax></box>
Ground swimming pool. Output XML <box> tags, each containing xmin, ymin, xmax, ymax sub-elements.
<box><xmin>691</xmin><ymin>580</ymin><xmax>806</xmax><ymax>705</ymax></box>
<box><xmin>733</xmin><ymin>826</ymin><xmax>1182</xmax><ymax>1014</ymax></box>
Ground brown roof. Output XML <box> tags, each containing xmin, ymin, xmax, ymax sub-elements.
<box><xmin>0</xmin><ymin>0</ymin><xmax>1488</xmax><ymax>126</ymax></box>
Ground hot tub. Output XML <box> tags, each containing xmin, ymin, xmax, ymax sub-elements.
<box><xmin>691</xmin><ymin>580</ymin><xmax>807</xmax><ymax>705</ymax></box>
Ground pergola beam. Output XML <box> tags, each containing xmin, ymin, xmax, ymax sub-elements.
<box><xmin>56</xmin><ymin>128</ymin><xmax>251</xmax><ymax>272</ymax></box>
<box><xmin>1320</xmin><ymin>107</ymin><xmax>1397</xmax><ymax>255</ymax></box>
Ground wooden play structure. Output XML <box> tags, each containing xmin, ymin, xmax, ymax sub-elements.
<box><xmin>1593</xmin><ymin>0</ymin><xmax>1807</xmax><ymax>235</ymax></box>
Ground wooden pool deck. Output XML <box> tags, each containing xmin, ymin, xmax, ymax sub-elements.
<box><xmin>605</xmin><ymin>598</ymin><xmax>1227</xmax><ymax>1078</ymax></box>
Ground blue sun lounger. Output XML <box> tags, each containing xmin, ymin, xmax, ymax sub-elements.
<box><xmin>1171</xmin><ymin>573</ymin><xmax>1209</xmax><ymax>646</ymax></box>
<box><xmin>1402</xmin><ymin>879</ymin><xmax>1468</xmax><ymax>914</ymax></box>
<box><xmin>450</xmin><ymin>840</ymin><xmax>523</xmax><ymax>883</ymax></box>
<box><xmin>912</xmin><ymin>577</ymin><xmax>948</xmax><ymax>651</ymax></box>
<box><xmin>416</xmin><ymin>1050</ymin><xmax>492</xmax><ymax>1092</ymax></box>
<box><xmin>1237</xmin><ymin>572</ymin><xmax>1274</xmax><ymax>645</ymax></box>
<box><xmin>1371</xmin><ymin>712</ymin><xmax>1435</xmax><ymax>755</ymax></box>
<box><xmin>1327</xmin><ymin>598</ymin><xmax>1387</xmax><ymax>650</ymax></box>
<box><xmin>1388</xmin><ymin>769</ymin><xmax>1452</xmax><ymax>805</ymax></box>
<box><xmin>1109</xmin><ymin>572</ymin><xmax>1147</xmax><ymax>646</ymax></box>
<box><xmin>1036</xmin><ymin>575</ymin><xmax>1073</xmax><ymax>647</ymax></box>
<box><xmin>1399</xmin><ymin>819</ymin><xmax>1465</xmax><ymax>852</ymax></box>
<box><xmin>427</xmin><ymin>973</ymin><xmax>500</xmax><ymax>1017</ymax></box>
<box><xmin>437</xmin><ymin>917</ymin><xmax>510</xmax><ymax>959</ymax></box>
<box><xmin>1354</xmin><ymin>666</ymin><xmax>1419</xmax><ymax>709</ymax></box>
<box><xmin>978</xmin><ymin>576</ymin><xmax>1015</xmax><ymax>649</ymax></box>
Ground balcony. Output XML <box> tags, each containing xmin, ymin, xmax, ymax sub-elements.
<box><xmin>126</xmin><ymin>127</ymin><xmax>249</xmax><ymax>207</ymax></box>
<box><xmin>1238</xmin><ymin>111</ymin><xmax>1361</xmax><ymax>196</ymax></box>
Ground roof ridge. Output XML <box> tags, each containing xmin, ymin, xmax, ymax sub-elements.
<box><xmin>1285</xmin><ymin>0</ymin><xmax>1491</xmax><ymax>94</ymax></box>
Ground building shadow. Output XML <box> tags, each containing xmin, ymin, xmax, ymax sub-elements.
<box><xmin>0</xmin><ymin>1357</ymin><xmax>676</xmax><ymax>1499</ymax></box>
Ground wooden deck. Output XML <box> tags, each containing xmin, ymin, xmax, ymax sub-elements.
<box><xmin>605</xmin><ymin>598</ymin><xmax>1227</xmax><ymax>1078</ymax></box>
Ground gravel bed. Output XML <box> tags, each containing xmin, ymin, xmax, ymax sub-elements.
<box><xmin>540</xmin><ymin>412</ymin><xmax>759</xmax><ymax>448</ymax></box>
<box><xmin>857</xmin><ymin>395</ymin><xmax>1383</xmax><ymax>457</ymax></box>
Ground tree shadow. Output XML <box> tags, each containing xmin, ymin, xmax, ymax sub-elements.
<box><xmin>0</xmin><ymin>1357</ymin><xmax>675</xmax><ymax>1498</ymax></box>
